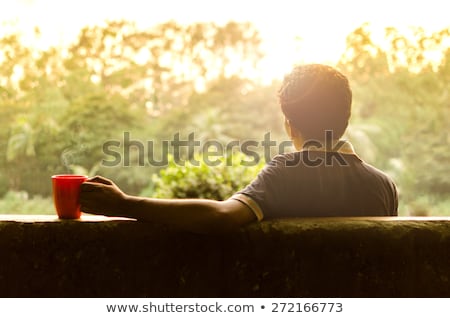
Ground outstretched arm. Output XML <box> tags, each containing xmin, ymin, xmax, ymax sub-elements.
<box><xmin>80</xmin><ymin>176</ymin><xmax>256</xmax><ymax>234</ymax></box>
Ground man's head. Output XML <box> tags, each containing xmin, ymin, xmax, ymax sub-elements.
<box><xmin>278</xmin><ymin>64</ymin><xmax>352</xmax><ymax>143</ymax></box>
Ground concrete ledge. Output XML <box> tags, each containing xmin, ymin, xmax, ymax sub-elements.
<box><xmin>0</xmin><ymin>215</ymin><xmax>449</xmax><ymax>297</ymax></box>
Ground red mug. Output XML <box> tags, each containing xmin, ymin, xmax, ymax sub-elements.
<box><xmin>52</xmin><ymin>175</ymin><xmax>88</xmax><ymax>219</ymax></box>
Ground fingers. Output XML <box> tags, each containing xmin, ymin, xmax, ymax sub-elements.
<box><xmin>79</xmin><ymin>176</ymin><xmax>124</xmax><ymax>217</ymax></box>
<box><xmin>80</xmin><ymin>181</ymin><xmax>107</xmax><ymax>192</ymax></box>
<box><xmin>79</xmin><ymin>186</ymin><xmax>106</xmax><ymax>214</ymax></box>
<box><xmin>87</xmin><ymin>175</ymin><xmax>113</xmax><ymax>185</ymax></box>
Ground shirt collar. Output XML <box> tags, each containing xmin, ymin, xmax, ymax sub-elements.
<box><xmin>301</xmin><ymin>139</ymin><xmax>358</xmax><ymax>156</ymax></box>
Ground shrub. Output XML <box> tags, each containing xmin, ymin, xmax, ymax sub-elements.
<box><xmin>145</xmin><ymin>152</ymin><xmax>264</xmax><ymax>200</ymax></box>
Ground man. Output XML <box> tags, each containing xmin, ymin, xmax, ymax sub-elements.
<box><xmin>80</xmin><ymin>64</ymin><xmax>398</xmax><ymax>234</ymax></box>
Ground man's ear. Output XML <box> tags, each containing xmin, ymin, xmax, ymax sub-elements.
<box><xmin>284</xmin><ymin>118</ymin><xmax>298</xmax><ymax>139</ymax></box>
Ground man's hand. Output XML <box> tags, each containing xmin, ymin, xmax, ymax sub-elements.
<box><xmin>80</xmin><ymin>176</ymin><xmax>128</xmax><ymax>217</ymax></box>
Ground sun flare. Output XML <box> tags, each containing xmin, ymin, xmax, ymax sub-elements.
<box><xmin>1</xmin><ymin>0</ymin><xmax>449</xmax><ymax>82</ymax></box>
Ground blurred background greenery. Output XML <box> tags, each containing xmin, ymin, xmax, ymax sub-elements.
<box><xmin>0</xmin><ymin>20</ymin><xmax>448</xmax><ymax>216</ymax></box>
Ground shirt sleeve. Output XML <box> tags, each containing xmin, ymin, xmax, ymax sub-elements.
<box><xmin>389</xmin><ymin>180</ymin><xmax>399</xmax><ymax>216</ymax></box>
<box><xmin>230</xmin><ymin>193</ymin><xmax>264</xmax><ymax>221</ymax></box>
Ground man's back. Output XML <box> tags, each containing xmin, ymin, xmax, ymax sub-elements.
<box><xmin>236</xmin><ymin>149</ymin><xmax>398</xmax><ymax>219</ymax></box>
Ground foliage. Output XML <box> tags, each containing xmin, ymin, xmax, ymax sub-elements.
<box><xmin>147</xmin><ymin>152</ymin><xmax>264</xmax><ymax>200</ymax></box>
<box><xmin>403</xmin><ymin>195</ymin><xmax>450</xmax><ymax>217</ymax></box>
<box><xmin>0</xmin><ymin>173</ymin><xmax>8</xmax><ymax>198</ymax></box>
<box><xmin>154</xmin><ymin>76</ymin><xmax>285</xmax><ymax>144</ymax></box>
<box><xmin>0</xmin><ymin>191</ymin><xmax>53</xmax><ymax>215</ymax></box>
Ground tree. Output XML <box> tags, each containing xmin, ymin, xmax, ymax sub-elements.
<box><xmin>338</xmin><ymin>23</ymin><xmax>389</xmax><ymax>81</ymax></box>
<box><xmin>64</xmin><ymin>20</ymin><xmax>264</xmax><ymax>115</ymax></box>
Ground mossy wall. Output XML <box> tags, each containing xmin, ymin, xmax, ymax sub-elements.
<box><xmin>0</xmin><ymin>217</ymin><xmax>449</xmax><ymax>297</ymax></box>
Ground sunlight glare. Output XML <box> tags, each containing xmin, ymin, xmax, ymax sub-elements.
<box><xmin>1</xmin><ymin>0</ymin><xmax>449</xmax><ymax>82</ymax></box>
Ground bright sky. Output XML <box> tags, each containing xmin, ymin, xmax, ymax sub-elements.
<box><xmin>1</xmin><ymin>0</ymin><xmax>449</xmax><ymax>80</ymax></box>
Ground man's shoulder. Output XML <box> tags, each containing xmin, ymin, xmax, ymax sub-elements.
<box><xmin>359</xmin><ymin>160</ymin><xmax>396</xmax><ymax>183</ymax></box>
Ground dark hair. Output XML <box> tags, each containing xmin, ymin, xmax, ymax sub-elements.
<box><xmin>278</xmin><ymin>64</ymin><xmax>352</xmax><ymax>141</ymax></box>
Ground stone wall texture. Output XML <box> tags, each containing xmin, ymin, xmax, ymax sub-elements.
<box><xmin>0</xmin><ymin>217</ymin><xmax>449</xmax><ymax>297</ymax></box>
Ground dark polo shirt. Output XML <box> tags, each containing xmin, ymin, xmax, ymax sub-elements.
<box><xmin>232</xmin><ymin>141</ymin><xmax>398</xmax><ymax>220</ymax></box>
